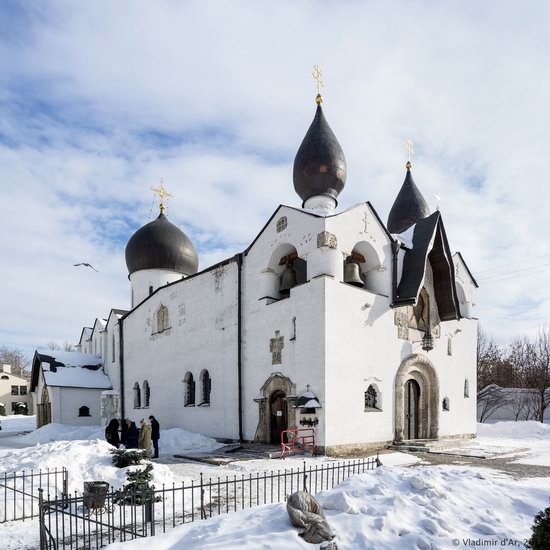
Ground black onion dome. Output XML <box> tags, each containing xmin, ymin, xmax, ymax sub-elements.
<box><xmin>293</xmin><ymin>104</ymin><xmax>347</xmax><ymax>205</ymax></box>
<box><xmin>387</xmin><ymin>166</ymin><xmax>430</xmax><ymax>234</ymax></box>
<box><xmin>125</xmin><ymin>213</ymin><xmax>198</xmax><ymax>276</ymax></box>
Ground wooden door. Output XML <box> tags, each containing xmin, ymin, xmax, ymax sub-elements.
<box><xmin>269</xmin><ymin>391</ymin><xmax>288</xmax><ymax>444</ymax></box>
<box><xmin>404</xmin><ymin>379</ymin><xmax>420</xmax><ymax>440</ymax></box>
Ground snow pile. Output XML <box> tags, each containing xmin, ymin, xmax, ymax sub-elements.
<box><xmin>0</xmin><ymin>438</ymin><xmax>175</xmax><ymax>492</ymax></box>
<box><xmin>477</xmin><ymin>420</ymin><xmax>550</xmax><ymax>466</ymax></box>
<box><xmin>159</xmin><ymin>427</ymin><xmax>224</xmax><ymax>454</ymax></box>
<box><xmin>19</xmin><ymin>423</ymin><xmax>224</xmax><ymax>455</ymax></box>
<box><xmin>478</xmin><ymin>420</ymin><xmax>550</xmax><ymax>440</ymax></box>
<box><xmin>0</xmin><ymin>414</ymin><xmax>35</xmax><ymax>432</ymax></box>
<box><xmin>106</xmin><ymin>465</ymin><xmax>550</xmax><ymax>550</ymax></box>
<box><xmin>21</xmin><ymin>423</ymin><xmax>104</xmax><ymax>444</ymax></box>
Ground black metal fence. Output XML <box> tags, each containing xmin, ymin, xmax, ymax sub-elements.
<box><xmin>39</xmin><ymin>456</ymin><xmax>380</xmax><ymax>549</ymax></box>
<box><xmin>0</xmin><ymin>468</ymin><xmax>68</xmax><ymax>523</ymax></box>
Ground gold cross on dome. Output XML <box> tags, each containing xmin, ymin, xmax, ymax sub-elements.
<box><xmin>405</xmin><ymin>138</ymin><xmax>414</xmax><ymax>169</ymax></box>
<box><xmin>312</xmin><ymin>65</ymin><xmax>324</xmax><ymax>104</ymax></box>
<box><xmin>151</xmin><ymin>180</ymin><xmax>172</xmax><ymax>214</ymax></box>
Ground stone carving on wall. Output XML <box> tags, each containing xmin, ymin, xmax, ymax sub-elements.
<box><xmin>211</xmin><ymin>265</ymin><xmax>228</xmax><ymax>292</ymax></box>
<box><xmin>316</xmin><ymin>231</ymin><xmax>337</xmax><ymax>249</ymax></box>
<box><xmin>178</xmin><ymin>303</ymin><xmax>186</xmax><ymax>326</ymax></box>
<box><xmin>270</xmin><ymin>331</ymin><xmax>284</xmax><ymax>364</ymax></box>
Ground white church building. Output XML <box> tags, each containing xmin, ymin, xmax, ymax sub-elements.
<box><xmin>34</xmin><ymin>90</ymin><xmax>478</xmax><ymax>454</ymax></box>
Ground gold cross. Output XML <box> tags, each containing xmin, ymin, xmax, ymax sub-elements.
<box><xmin>405</xmin><ymin>138</ymin><xmax>414</xmax><ymax>169</ymax></box>
<box><xmin>151</xmin><ymin>179</ymin><xmax>172</xmax><ymax>214</ymax></box>
<box><xmin>312</xmin><ymin>65</ymin><xmax>324</xmax><ymax>104</ymax></box>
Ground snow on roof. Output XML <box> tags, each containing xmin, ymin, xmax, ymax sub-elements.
<box><xmin>36</xmin><ymin>350</ymin><xmax>111</xmax><ymax>389</ymax></box>
<box><xmin>392</xmin><ymin>223</ymin><xmax>416</xmax><ymax>249</ymax></box>
<box><xmin>81</xmin><ymin>327</ymin><xmax>93</xmax><ymax>341</ymax></box>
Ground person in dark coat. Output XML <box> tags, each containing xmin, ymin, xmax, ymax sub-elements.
<box><xmin>120</xmin><ymin>418</ymin><xmax>129</xmax><ymax>446</ymax></box>
<box><xmin>149</xmin><ymin>415</ymin><xmax>160</xmax><ymax>458</ymax></box>
<box><xmin>105</xmin><ymin>419</ymin><xmax>120</xmax><ymax>448</ymax></box>
<box><xmin>125</xmin><ymin>421</ymin><xmax>139</xmax><ymax>449</ymax></box>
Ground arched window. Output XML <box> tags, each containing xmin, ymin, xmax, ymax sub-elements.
<box><xmin>156</xmin><ymin>304</ymin><xmax>169</xmax><ymax>333</ymax></box>
<box><xmin>149</xmin><ymin>285</ymin><xmax>154</xmax><ymax>296</ymax></box>
<box><xmin>442</xmin><ymin>397</ymin><xmax>450</xmax><ymax>411</ymax></box>
<box><xmin>200</xmin><ymin>370</ymin><xmax>211</xmax><ymax>406</ymax></box>
<box><xmin>1</xmin><ymin>375</ymin><xmax>8</xmax><ymax>380</ymax></box>
<box><xmin>111</xmin><ymin>332</ymin><xmax>116</xmax><ymax>362</ymax></box>
<box><xmin>447</xmin><ymin>337</ymin><xmax>452</xmax><ymax>356</ymax></box>
<box><xmin>364</xmin><ymin>384</ymin><xmax>381</xmax><ymax>411</ymax></box>
<box><xmin>78</xmin><ymin>406</ymin><xmax>91</xmax><ymax>417</ymax></box>
<box><xmin>143</xmin><ymin>380</ymin><xmax>150</xmax><ymax>408</ymax></box>
<box><xmin>184</xmin><ymin>372</ymin><xmax>195</xmax><ymax>406</ymax></box>
<box><xmin>464</xmin><ymin>379</ymin><xmax>470</xmax><ymax>398</ymax></box>
<box><xmin>133</xmin><ymin>382</ymin><xmax>141</xmax><ymax>409</ymax></box>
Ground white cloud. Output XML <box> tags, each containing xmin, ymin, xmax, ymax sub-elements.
<box><xmin>0</xmin><ymin>0</ymin><xmax>548</xmax><ymax>355</ymax></box>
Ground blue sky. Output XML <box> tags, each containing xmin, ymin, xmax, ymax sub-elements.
<box><xmin>0</xmin><ymin>0</ymin><xmax>549</xmax><ymax>357</ymax></box>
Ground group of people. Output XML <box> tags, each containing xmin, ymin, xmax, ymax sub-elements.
<box><xmin>105</xmin><ymin>415</ymin><xmax>160</xmax><ymax>458</ymax></box>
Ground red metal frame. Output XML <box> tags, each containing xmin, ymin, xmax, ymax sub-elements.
<box><xmin>280</xmin><ymin>428</ymin><xmax>316</xmax><ymax>459</ymax></box>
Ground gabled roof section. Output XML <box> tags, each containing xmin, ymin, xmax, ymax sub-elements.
<box><xmin>91</xmin><ymin>318</ymin><xmax>107</xmax><ymax>337</ymax></box>
<box><xmin>78</xmin><ymin>327</ymin><xmax>93</xmax><ymax>346</ymax></box>
<box><xmin>31</xmin><ymin>350</ymin><xmax>109</xmax><ymax>391</ymax></box>
<box><xmin>453</xmin><ymin>252</ymin><xmax>479</xmax><ymax>288</ymax></box>
<box><xmin>394</xmin><ymin>211</ymin><xmax>461</xmax><ymax>322</ymax></box>
<box><xmin>106</xmin><ymin>308</ymin><xmax>129</xmax><ymax>327</ymax></box>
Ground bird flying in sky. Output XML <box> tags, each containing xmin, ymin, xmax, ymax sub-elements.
<box><xmin>74</xmin><ymin>263</ymin><xmax>98</xmax><ymax>272</ymax></box>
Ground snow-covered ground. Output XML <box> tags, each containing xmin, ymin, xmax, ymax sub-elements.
<box><xmin>0</xmin><ymin>414</ymin><xmax>35</xmax><ymax>432</ymax></box>
<box><xmin>106</xmin><ymin>464</ymin><xmax>550</xmax><ymax>550</ymax></box>
<box><xmin>1</xmin><ymin>421</ymin><xmax>549</xmax><ymax>550</ymax></box>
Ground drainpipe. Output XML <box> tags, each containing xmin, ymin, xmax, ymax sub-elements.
<box><xmin>236</xmin><ymin>253</ymin><xmax>244</xmax><ymax>443</ymax></box>
<box><xmin>119</xmin><ymin>319</ymin><xmax>125</xmax><ymax>422</ymax></box>
<box><xmin>391</xmin><ymin>240</ymin><xmax>400</xmax><ymax>305</ymax></box>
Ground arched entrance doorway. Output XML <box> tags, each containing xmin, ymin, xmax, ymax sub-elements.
<box><xmin>254</xmin><ymin>373</ymin><xmax>296</xmax><ymax>444</ymax></box>
<box><xmin>394</xmin><ymin>354</ymin><xmax>439</xmax><ymax>442</ymax></box>
<box><xmin>269</xmin><ymin>390</ymin><xmax>288</xmax><ymax>444</ymax></box>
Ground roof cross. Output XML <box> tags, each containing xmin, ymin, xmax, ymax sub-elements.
<box><xmin>312</xmin><ymin>65</ymin><xmax>324</xmax><ymax>104</ymax></box>
<box><xmin>151</xmin><ymin>180</ymin><xmax>172</xmax><ymax>214</ymax></box>
<box><xmin>405</xmin><ymin>138</ymin><xmax>414</xmax><ymax>169</ymax></box>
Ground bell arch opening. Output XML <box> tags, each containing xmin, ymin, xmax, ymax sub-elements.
<box><xmin>394</xmin><ymin>353</ymin><xmax>439</xmax><ymax>442</ymax></box>
<box><xmin>263</xmin><ymin>243</ymin><xmax>307</xmax><ymax>299</ymax></box>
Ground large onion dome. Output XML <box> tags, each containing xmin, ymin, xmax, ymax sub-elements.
<box><xmin>125</xmin><ymin>212</ymin><xmax>198</xmax><ymax>276</ymax></box>
<box><xmin>387</xmin><ymin>163</ymin><xmax>430</xmax><ymax>234</ymax></box>
<box><xmin>293</xmin><ymin>98</ymin><xmax>347</xmax><ymax>207</ymax></box>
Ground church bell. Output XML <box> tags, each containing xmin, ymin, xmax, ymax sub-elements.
<box><xmin>344</xmin><ymin>260</ymin><xmax>364</xmax><ymax>288</ymax></box>
<box><xmin>279</xmin><ymin>263</ymin><xmax>297</xmax><ymax>295</ymax></box>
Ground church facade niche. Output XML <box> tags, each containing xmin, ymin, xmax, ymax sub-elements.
<box><xmin>78</xmin><ymin>405</ymin><xmax>91</xmax><ymax>417</ymax></box>
<box><xmin>408</xmin><ymin>287</ymin><xmax>430</xmax><ymax>331</ymax></box>
<box><xmin>364</xmin><ymin>384</ymin><xmax>382</xmax><ymax>411</ymax></box>
<box><xmin>154</xmin><ymin>304</ymin><xmax>170</xmax><ymax>334</ymax></box>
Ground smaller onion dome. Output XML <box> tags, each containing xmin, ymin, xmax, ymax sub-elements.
<box><xmin>387</xmin><ymin>162</ymin><xmax>430</xmax><ymax>234</ymax></box>
<box><xmin>125</xmin><ymin>212</ymin><xmax>198</xmax><ymax>276</ymax></box>
<box><xmin>293</xmin><ymin>96</ymin><xmax>347</xmax><ymax>207</ymax></box>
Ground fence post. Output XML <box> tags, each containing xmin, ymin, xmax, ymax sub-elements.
<box><xmin>62</xmin><ymin>470</ymin><xmax>69</xmax><ymax>510</ymax></box>
<box><xmin>38</xmin><ymin>488</ymin><xmax>45</xmax><ymax>550</ymax></box>
<box><xmin>200</xmin><ymin>473</ymin><xmax>206</xmax><ymax>520</ymax></box>
<box><xmin>376</xmin><ymin>452</ymin><xmax>381</xmax><ymax>467</ymax></box>
<box><xmin>302</xmin><ymin>461</ymin><xmax>307</xmax><ymax>492</ymax></box>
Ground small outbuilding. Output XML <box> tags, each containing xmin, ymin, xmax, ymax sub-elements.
<box><xmin>30</xmin><ymin>350</ymin><xmax>112</xmax><ymax>428</ymax></box>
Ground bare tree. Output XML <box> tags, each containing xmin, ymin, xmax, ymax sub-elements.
<box><xmin>510</xmin><ymin>327</ymin><xmax>550</xmax><ymax>423</ymax></box>
<box><xmin>477</xmin><ymin>327</ymin><xmax>504</xmax><ymax>390</ymax></box>
<box><xmin>507</xmin><ymin>389</ymin><xmax>533</xmax><ymax>421</ymax></box>
<box><xmin>0</xmin><ymin>346</ymin><xmax>31</xmax><ymax>376</ymax></box>
<box><xmin>46</xmin><ymin>341</ymin><xmax>61</xmax><ymax>350</ymax></box>
<box><xmin>477</xmin><ymin>384</ymin><xmax>509</xmax><ymax>422</ymax></box>
<box><xmin>63</xmin><ymin>341</ymin><xmax>74</xmax><ymax>352</ymax></box>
